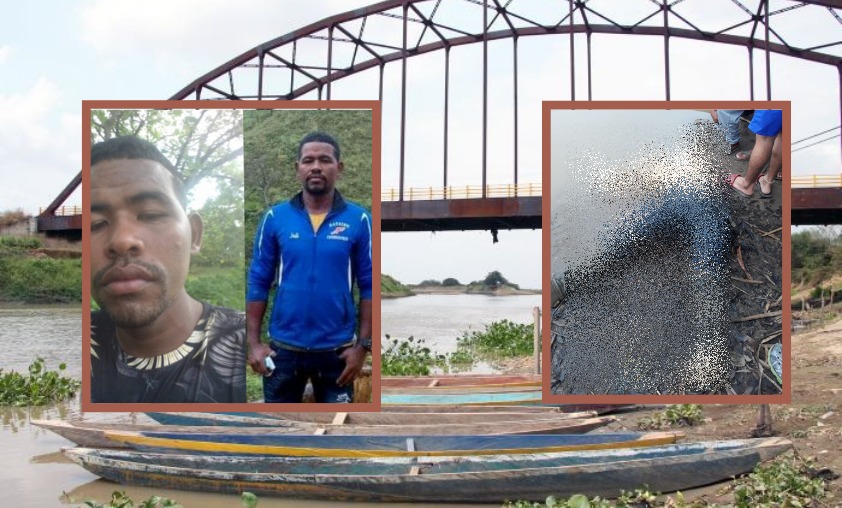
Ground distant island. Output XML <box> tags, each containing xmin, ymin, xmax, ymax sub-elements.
<box><xmin>382</xmin><ymin>271</ymin><xmax>541</xmax><ymax>299</ymax></box>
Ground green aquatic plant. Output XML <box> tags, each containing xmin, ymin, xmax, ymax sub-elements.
<box><xmin>381</xmin><ymin>335</ymin><xmax>447</xmax><ymax>376</ymax></box>
<box><xmin>457</xmin><ymin>319</ymin><xmax>534</xmax><ymax>358</ymax></box>
<box><xmin>637</xmin><ymin>404</ymin><xmax>704</xmax><ymax>430</ymax></box>
<box><xmin>77</xmin><ymin>491</ymin><xmax>259</xmax><ymax>507</ymax></box>
<box><xmin>0</xmin><ymin>358</ymin><xmax>80</xmax><ymax>406</ymax></box>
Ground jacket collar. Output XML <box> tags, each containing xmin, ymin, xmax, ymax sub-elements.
<box><xmin>290</xmin><ymin>189</ymin><xmax>347</xmax><ymax>214</ymax></box>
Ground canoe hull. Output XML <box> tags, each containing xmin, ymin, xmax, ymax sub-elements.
<box><xmin>150</xmin><ymin>410</ymin><xmax>596</xmax><ymax>427</ymax></box>
<box><xmin>65</xmin><ymin>438</ymin><xmax>791</xmax><ymax>503</ymax></box>
<box><xmin>37</xmin><ymin>415</ymin><xmax>615</xmax><ymax>448</ymax></box>
<box><xmin>104</xmin><ymin>431</ymin><xmax>682</xmax><ymax>458</ymax></box>
<box><xmin>382</xmin><ymin>374</ymin><xmax>541</xmax><ymax>388</ymax></box>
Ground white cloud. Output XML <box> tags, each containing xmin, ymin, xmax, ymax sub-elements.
<box><xmin>0</xmin><ymin>44</ymin><xmax>10</xmax><ymax>64</ymax></box>
<box><xmin>80</xmin><ymin>0</ymin><xmax>370</xmax><ymax>58</ymax></box>
<box><xmin>0</xmin><ymin>79</ymin><xmax>79</xmax><ymax>214</ymax></box>
<box><xmin>0</xmin><ymin>78</ymin><xmax>61</xmax><ymax>151</ymax></box>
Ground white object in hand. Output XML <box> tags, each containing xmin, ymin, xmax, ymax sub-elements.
<box><xmin>264</xmin><ymin>356</ymin><xmax>276</xmax><ymax>377</ymax></box>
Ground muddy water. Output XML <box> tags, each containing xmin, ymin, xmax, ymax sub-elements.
<box><xmin>1</xmin><ymin>307</ymin><xmax>498</xmax><ymax>506</ymax></box>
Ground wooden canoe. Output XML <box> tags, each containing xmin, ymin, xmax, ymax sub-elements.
<box><xmin>64</xmin><ymin>437</ymin><xmax>791</xmax><ymax>502</ymax></box>
<box><xmin>381</xmin><ymin>390</ymin><xmax>542</xmax><ymax>405</ymax></box>
<box><xmin>382</xmin><ymin>373</ymin><xmax>541</xmax><ymax>389</ymax></box>
<box><xmin>146</xmin><ymin>411</ymin><xmax>599</xmax><ymax>430</ymax></box>
<box><xmin>35</xmin><ymin>415</ymin><xmax>615</xmax><ymax>447</ymax></box>
<box><xmin>195</xmin><ymin>409</ymin><xmax>597</xmax><ymax>426</ymax></box>
<box><xmin>102</xmin><ymin>430</ymin><xmax>682</xmax><ymax>457</ymax></box>
<box><xmin>381</xmin><ymin>384</ymin><xmax>541</xmax><ymax>394</ymax></box>
<box><xmin>382</xmin><ymin>404</ymin><xmax>561</xmax><ymax>413</ymax></box>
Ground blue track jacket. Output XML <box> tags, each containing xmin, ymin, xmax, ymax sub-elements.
<box><xmin>247</xmin><ymin>191</ymin><xmax>373</xmax><ymax>350</ymax></box>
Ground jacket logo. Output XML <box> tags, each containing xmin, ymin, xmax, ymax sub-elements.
<box><xmin>290</xmin><ymin>232</ymin><xmax>299</xmax><ymax>239</ymax></box>
<box><xmin>329</xmin><ymin>225</ymin><xmax>347</xmax><ymax>235</ymax></box>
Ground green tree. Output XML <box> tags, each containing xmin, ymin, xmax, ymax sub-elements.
<box><xmin>482</xmin><ymin>270</ymin><xmax>509</xmax><ymax>288</ymax></box>
<box><xmin>442</xmin><ymin>277</ymin><xmax>461</xmax><ymax>286</ymax></box>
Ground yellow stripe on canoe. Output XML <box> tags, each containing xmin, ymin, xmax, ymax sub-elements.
<box><xmin>103</xmin><ymin>431</ymin><xmax>682</xmax><ymax>458</ymax></box>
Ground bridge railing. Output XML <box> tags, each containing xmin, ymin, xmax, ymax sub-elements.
<box><xmin>39</xmin><ymin>205</ymin><xmax>83</xmax><ymax>216</ymax></box>
<box><xmin>382</xmin><ymin>183</ymin><xmax>542</xmax><ymax>201</ymax></box>
<box><xmin>791</xmin><ymin>176</ymin><xmax>842</xmax><ymax>188</ymax></box>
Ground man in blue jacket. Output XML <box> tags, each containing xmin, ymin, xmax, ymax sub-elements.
<box><xmin>247</xmin><ymin>131</ymin><xmax>373</xmax><ymax>403</ymax></box>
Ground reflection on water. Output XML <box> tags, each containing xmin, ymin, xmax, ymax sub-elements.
<box><xmin>0</xmin><ymin>305</ymin><xmax>506</xmax><ymax>506</ymax></box>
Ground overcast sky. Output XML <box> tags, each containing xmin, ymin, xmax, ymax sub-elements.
<box><xmin>2</xmin><ymin>0</ymin><xmax>839</xmax><ymax>289</ymax></box>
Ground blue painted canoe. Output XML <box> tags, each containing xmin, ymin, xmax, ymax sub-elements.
<box><xmin>383</xmin><ymin>373</ymin><xmax>541</xmax><ymax>389</ymax></box>
<box><xmin>381</xmin><ymin>390</ymin><xmax>542</xmax><ymax>405</ymax></box>
<box><xmin>147</xmin><ymin>410</ymin><xmax>596</xmax><ymax>427</ymax></box>
<box><xmin>36</xmin><ymin>415</ymin><xmax>615</xmax><ymax>446</ymax></box>
<box><xmin>64</xmin><ymin>437</ymin><xmax>791</xmax><ymax>502</ymax></box>
<box><xmin>103</xmin><ymin>430</ymin><xmax>682</xmax><ymax>457</ymax></box>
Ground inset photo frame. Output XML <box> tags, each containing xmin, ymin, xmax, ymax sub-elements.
<box><xmin>82</xmin><ymin>100</ymin><xmax>381</xmax><ymax>412</ymax></box>
<box><xmin>543</xmin><ymin>100</ymin><xmax>791</xmax><ymax>405</ymax></box>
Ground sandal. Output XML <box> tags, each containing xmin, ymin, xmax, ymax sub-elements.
<box><xmin>724</xmin><ymin>173</ymin><xmax>753</xmax><ymax>198</ymax></box>
<box><xmin>759</xmin><ymin>174</ymin><xmax>774</xmax><ymax>199</ymax></box>
<box><xmin>735</xmin><ymin>150</ymin><xmax>751</xmax><ymax>161</ymax></box>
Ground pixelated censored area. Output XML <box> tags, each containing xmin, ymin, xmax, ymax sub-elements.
<box><xmin>551</xmin><ymin>110</ymin><xmax>737</xmax><ymax>395</ymax></box>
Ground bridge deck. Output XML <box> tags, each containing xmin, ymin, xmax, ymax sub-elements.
<box><xmin>382</xmin><ymin>196</ymin><xmax>541</xmax><ymax>232</ymax></box>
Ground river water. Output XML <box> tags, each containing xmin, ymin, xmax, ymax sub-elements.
<box><xmin>2</xmin><ymin>299</ymin><xmax>539</xmax><ymax>506</ymax></box>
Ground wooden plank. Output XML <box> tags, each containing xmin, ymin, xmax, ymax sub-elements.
<box><xmin>331</xmin><ymin>413</ymin><xmax>348</xmax><ymax>425</ymax></box>
<box><xmin>427</xmin><ymin>379</ymin><xmax>439</xmax><ymax>387</ymax></box>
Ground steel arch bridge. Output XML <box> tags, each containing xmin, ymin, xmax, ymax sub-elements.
<box><xmin>40</xmin><ymin>0</ymin><xmax>842</xmax><ymax>234</ymax></box>
<box><xmin>168</xmin><ymin>0</ymin><xmax>841</xmax><ymax>231</ymax></box>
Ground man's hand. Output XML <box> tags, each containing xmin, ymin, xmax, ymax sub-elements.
<box><xmin>336</xmin><ymin>344</ymin><xmax>367</xmax><ymax>387</ymax></box>
<box><xmin>248</xmin><ymin>342</ymin><xmax>274</xmax><ymax>375</ymax></box>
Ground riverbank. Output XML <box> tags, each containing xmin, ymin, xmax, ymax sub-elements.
<box><xmin>383</xmin><ymin>286</ymin><xmax>541</xmax><ymax>298</ymax></box>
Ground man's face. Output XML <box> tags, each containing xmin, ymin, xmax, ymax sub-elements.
<box><xmin>90</xmin><ymin>159</ymin><xmax>200</xmax><ymax>329</ymax></box>
<box><xmin>295</xmin><ymin>141</ymin><xmax>343</xmax><ymax>196</ymax></box>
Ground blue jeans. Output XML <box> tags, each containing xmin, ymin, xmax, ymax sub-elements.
<box><xmin>716</xmin><ymin>109</ymin><xmax>743</xmax><ymax>146</ymax></box>
<box><xmin>263</xmin><ymin>344</ymin><xmax>353</xmax><ymax>403</ymax></box>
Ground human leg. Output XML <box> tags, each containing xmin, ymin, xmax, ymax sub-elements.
<box><xmin>716</xmin><ymin>110</ymin><xmax>743</xmax><ymax>151</ymax></box>
<box><xmin>758</xmin><ymin>132</ymin><xmax>782</xmax><ymax>197</ymax></box>
<box><xmin>262</xmin><ymin>347</ymin><xmax>309</xmax><ymax>403</ymax></box>
<box><xmin>309</xmin><ymin>350</ymin><xmax>354</xmax><ymax>403</ymax></box>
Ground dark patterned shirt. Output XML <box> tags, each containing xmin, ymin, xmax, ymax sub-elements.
<box><xmin>91</xmin><ymin>302</ymin><xmax>246</xmax><ymax>403</ymax></box>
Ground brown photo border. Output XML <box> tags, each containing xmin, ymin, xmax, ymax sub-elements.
<box><xmin>541</xmin><ymin>100</ymin><xmax>791</xmax><ymax>405</ymax></box>
<box><xmin>81</xmin><ymin>100</ymin><xmax>382</xmax><ymax>412</ymax></box>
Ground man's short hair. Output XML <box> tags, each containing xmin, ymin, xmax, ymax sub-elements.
<box><xmin>91</xmin><ymin>135</ymin><xmax>187</xmax><ymax>208</ymax></box>
<box><xmin>298</xmin><ymin>132</ymin><xmax>341</xmax><ymax>162</ymax></box>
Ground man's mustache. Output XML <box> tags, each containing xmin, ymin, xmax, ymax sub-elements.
<box><xmin>93</xmin><ymin>259</ymin><xmax>165</xmax><ymax>290</ymax></box>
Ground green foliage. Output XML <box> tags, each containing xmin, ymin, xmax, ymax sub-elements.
<box><xmin>185</xmin><ymin>266</ymin><xmax>245</xmax><ymax>312</ymax></box>
<box><xmin>483</xmin><ymin>270</ymin><xmax>510</xmax><ymax>288</ymax></box>
<box><xmin>0</xmin><ymin>235</ymin><xmax>41</xmax><ymax>250</ymax></box>
<box><xmin>442</xmin><ymin>277</ymin><xmax>461</xmax><ymax>286</ymax></box>
<box><xmin>0</xmin><ymin>358</ymin><xmax>80</xmax><ymax>406</ymax></box>
<box><xmin>192</xmin><ymin>164</ymin><xmax>245</xmax><ymax>269</ymax></box>
<box><xmin>241</xmin><ymin>492</ymin><xmax>260</xmax><ymax>508</ymax></box>
<box><xmin>419</xmin><ymin>279</ymin><xmax>442</xmax><ymax>286</ymax></box>
<box><xmin>638</xmin><ymin>405</ymin><xmax>704</xmax><ymax>430</ymax></box>
<box><xmin>382</xmin><ymin>273</ymin><xmax>413</xmax><ymax>296</ymax></box>
<box><xmin>243</xmin><ymin>109</ymin><xmax>373</xmax><ymax>264</ymax></box>
<box><xmin>457</xmin><ymin>319</ymin><xmax>534</xmax><ymax>358</ymax></box>
<box><xmin>246</xmin><ymin>370</ymin><xmax>263</xmax><ymax>402</ymax></box>
<box><xmin>791</xmin><ymin>229</ymin><xmax>842</xmax><ymax>286</ymax></box>
<box><xmin>381</xmin><ymin>335</ymin><xmax>446</xmax><ymax>376</ymax></box>
<box><xmin>733</xmin><ymin>455</ymin><xmax>826</xmax><ymax>508</ymax></box>
<box><xmin>502</xmin><ymin>456</ymin><xmax>831</xmax><ymax>507</ymax></box>
<box><xmin>0</xmin><ymin>256</ymin><xmax>82</xmax><ymax>303</ymax></box>
<box><xmin>81</xmin><ymin>491</ymin><xmax>183</xmax><ymax>508</ymax></box>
